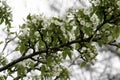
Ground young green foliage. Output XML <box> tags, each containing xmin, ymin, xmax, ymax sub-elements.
<box><xmin>1</xmin><ymin>0</ymin><xmax>120</xmax><ymax>80</ymax></box>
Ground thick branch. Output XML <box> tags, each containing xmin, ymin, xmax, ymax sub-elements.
<box><xmin>0</xmin><ymin>39</ymin><xmax>84</xmax><ymax>72</ymax></box>
<box><xmin>0</xmin><ymin>50</ymin><xmax>44</xmax><ymax>72</ymax></box>
<box><xmin>0</xmin><ymin>19</ymin><xmax>109</xmax><ymax>72</ymax></box>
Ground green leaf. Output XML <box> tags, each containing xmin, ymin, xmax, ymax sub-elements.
<box><xmin>0</xmin><ymin>76</ymin><xmax>5</xmax><ymax>80</ymax></box>
<box><xmin>84</xmin><ymin>27</ymin><xmax>92</xmax><ymax>36</ymax></box>
<box><xmin>98</xmin><ymin>40</ymin><xmax>103</xmax><ymax>47</ymax></box>
<box><xmin>27</xmin><ymin>14</ymin><xmax>31</xmax><ymax>20</ymax></box>
<box><xmin>62</xmin><ymin>48</ymin><xmax>72</xmax><ymax>60</ymax></box>
<box><xmin>52</xmin><ymin>17</ymin><xmax>63</xmax><ymax>22</ymax></box>
<box><xmin>80</xmin><ymin>61</ymin><xmax>87</xmax><ymax>67</ymax></box>
<box><xmin>62</xmin><ymin>51</ymin><xmax>67</xmax><ymax>59</ymax></box>
<box><xmin>17</xmin><ymin>65</ymin><xmax>26</xmax><ymax>77</ymax></box>
<box><xmin>15</xmin><ymin>46</ymin><xmax>19</xmax><ymax>51</ymax></box>
<box><xmin>115</xmin><ymin>26</ymin><xmax>120</xmax><ymax>38</ymax></box>
<box><xmin>41</xmin><ymin>65</ymin><xmax>45</xmax><ymax>75</ymax></box>
<box><xmin>66</xmin><ymin>25</ymin><xmax>73</xmax><ymax>31</ymax></box>
<box><xmin>39</xmin><ymin>40</ymin><xmax>45</xmax><ymax>49</ymax></box>
<box><xmin>46</xmin><ymin>56</ymin><xmax>52</xmax><ymax>66</ymax></box>
<box><xmin>84</xmin><ymin>53</ymin><xmax>90</xmax><ymax>61</ymax></box>
<box><xmin>20</xmin><ymin>44</ymin><xmax>26</xmax><ymax>54</ymax></box>
<box><xmin>95</xmin><ymin>7</ymin><xmax>103</xmax><ymax>22</ymax></box>
<box><xmin>67</xmin><ymin>51</ymin><xmax>72</xmax><ymax>60</ymax></box>
<box><xmin>29</xmin><ymin>61</ymin><xmax>34</xmax><ymax>70</ymax></box>
<box><xmin>5</xmin><ymin>18</ymin><xmax>11</xmax><ymax>26</ymax></box>
<box><xmin>0</xmin><ymin>41</ymin><xmax>3</xmax><ymax>45</ymax></box>
<box><xmin>117</xmin><ymin>43</ymin><xmax>120</xmax><ymax>48</ymax></box>
<box><xmin>0</xmin><ymin>18</ymin><xmax>4</xmax><ymax>24</ymax></box>
<box><xmin>111</xmin><ymin>26</ymin><xmax>120</xmax><ymax>39</ymax></box>
<box><xmin>21</xmin><ymin>24</ymin><xmax>26</xmax><ymax>29</ymax></box>
<box><xmin>1</xmin><ymin>59</ymin><xmax>7</xmax><ymax>66</ymax></box>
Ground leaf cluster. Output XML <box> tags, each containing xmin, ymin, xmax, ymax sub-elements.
<box><xmin>1</xmin><ymin>0</ymin><xmax>120</xmax><ymax>80</ymax></box>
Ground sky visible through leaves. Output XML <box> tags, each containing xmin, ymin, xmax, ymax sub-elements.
<box><xmin>1</xmin><ymin>0</ymin><xmax>120</xmax><ymax>80</ymax></box>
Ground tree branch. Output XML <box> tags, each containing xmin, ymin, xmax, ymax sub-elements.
<box><xmin>0</xmin><ymin>37</ymin><xmax>90</xmax><ymax>72</ymax></box>
<box><xmin>0</xmin><ymin>21</ymin><xmax>109</xmax><ymax>72</ymax></box>
<box><xmin>0</xmin><ymin>17</ymin><xmax>109</xmax><ymax>72</ymax></box>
